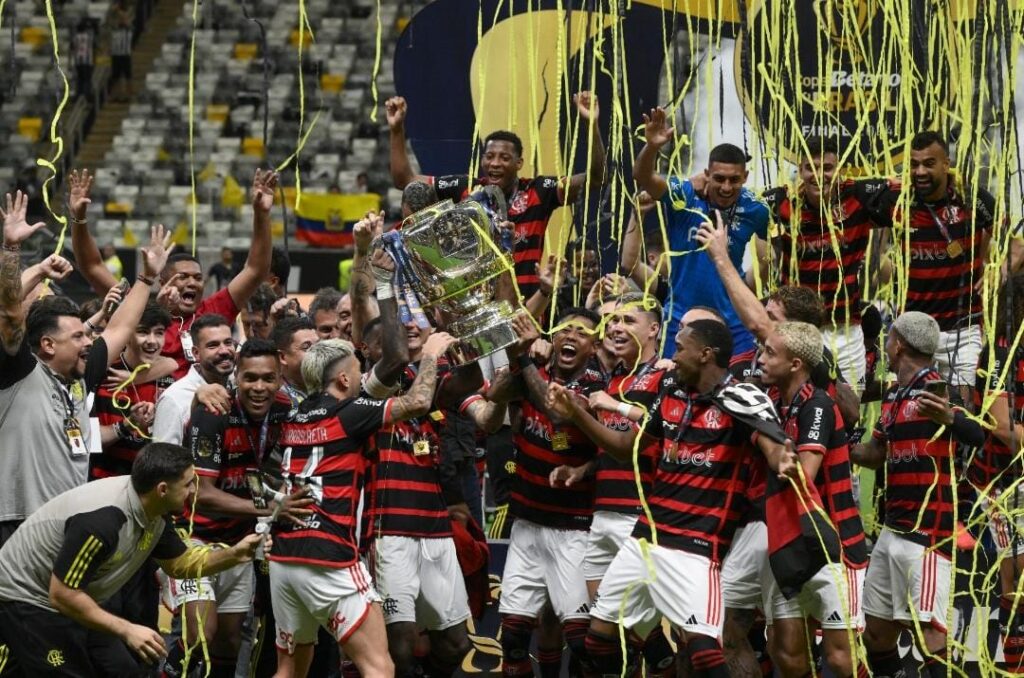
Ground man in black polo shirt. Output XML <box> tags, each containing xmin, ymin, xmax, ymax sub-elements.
<box><xmin>0</xmin><ymin>442</ymin><xmax>266</xmax><ymax>676</ymax></box>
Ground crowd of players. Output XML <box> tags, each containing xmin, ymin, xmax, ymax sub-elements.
<box><xmin>0</xmin><ymin>87</ymin><xmax>1022</xmax><ymax>678</ymax></box>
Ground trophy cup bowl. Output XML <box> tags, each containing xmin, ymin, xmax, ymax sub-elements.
<box><xmin>398</xmin><ymin>199</ymin><xmax>518</xmax><ymax>364</ymax></box>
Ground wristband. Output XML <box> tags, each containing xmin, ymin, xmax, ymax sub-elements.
<box><xmin>537</xmin><ymin>286</ymin><xmax>552</xmax><ymax>298</ymax></box>
<box><xmin>1</xmin><ymin>243</ymin><xmax>19</xmax><ymax>253</ymax></box>
<box><xmin>84</xmin><ymin>320</ymin><xmax>99</xmax><ymax>334</ymax></box>
<box><xmin>517</xmin><ymin>353</ymin><xmax>534</xmax><ymax>370</ymax></box>
<box><xmin>616</xmin><ymin>401</ymin><xmax>632</xmax><ymax>418</ymax></box>
<box><xmin>71</xmin><ymin>216</ymin><xmax>88</xmax><ymax>225</ymax></box>
<box><xmin>137</xmin><ymin>274</ymin><xmax>155</xmax><ymax>286</ymax></box>
<box><xmin>113</xmin><ymin>420</ymin><xmax>126</xmax><ymax>439</ymax></box>
<box><xmin>375</xmin><ymin>281</ymin><xmax>394</xmax><ymax>300</ymax></box>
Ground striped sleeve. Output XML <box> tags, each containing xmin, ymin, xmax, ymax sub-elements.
<box><xmin>52</xmin><ymin>506</ymin><xmax>127</xmax><ymax>589</ymax></box>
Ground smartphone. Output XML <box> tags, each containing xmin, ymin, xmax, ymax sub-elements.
<box><xmin>105</xmin><ymin>278</ymin><xmax>130</xmax><ymax>316</ymax></box>
<box><xmin>245</xmin><ymin>469</ymin><xmax>267</xmax><ymax>509</ymax></box>
<box><xmin>923</xmin><ymin>380</ymin><xmax>948</xmax><ymax>398</ymax></box>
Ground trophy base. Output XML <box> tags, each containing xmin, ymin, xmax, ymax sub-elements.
<box><xmin>446</xmin><ymin>301</ymin><xmax>518</xmax><ymax>365</ymax></box>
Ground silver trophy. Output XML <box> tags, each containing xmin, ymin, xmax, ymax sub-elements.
<box><xmin>393</xmin><ymin>198</ymin><xmax>518</xmax><ymax>364</ymax></box>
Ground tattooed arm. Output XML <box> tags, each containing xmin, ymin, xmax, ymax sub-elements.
<box><xmin>0</xmin><ymin>247</ymin><xmax>23</xmax><ymax>356</ymax></box>
<box><xmin>485</xmin><ymin>364</ymin><xmax>525</xmax><ymax>403</ymax></box>
<box><xmin>383</xmin><ymin>332</ymin><xmax>457</xmax><ymax>424</ymax></box>
<box><xmin>369</xmin><ymin>248</ymin><xmax>409</xmax><ymax>387</ymax></box>
<box><xmin>1</xmin><ymin>191</ymin><xmax>47</xmax><ymax>355</ymax></box>
<box><xmin>464</xmin><ymin>396</ymin><xmax>508</xmax><ymax>434</ymax></box>
<box><xmin>349</xmin><ymin>212</ymin><xmax>383</xmax><ymax>346</ymax></box>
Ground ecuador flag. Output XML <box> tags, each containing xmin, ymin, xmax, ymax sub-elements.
<box><xmin>294</xmin><ymin>193</ymin><xmax>381</xmax><ymax>247</ymax></box>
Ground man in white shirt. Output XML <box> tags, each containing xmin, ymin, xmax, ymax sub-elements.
<box><xmin>152</xmin><ymin>315</ymin><xmax>236</xmax><ymax>445</ymax></box>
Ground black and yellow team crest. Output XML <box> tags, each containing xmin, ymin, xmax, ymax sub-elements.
<box><xmin>195</xmin><ymin>437</ymin><xmax>215</xmax><ymax>458</ymax></box>
<box><xmin>46</xmin><ymin>649</ymin><xmax>65</xmax><ymax>667</ymax></box>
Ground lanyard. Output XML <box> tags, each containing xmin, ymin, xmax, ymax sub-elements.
<box><xmin>238</xmin><ymin>399</ymin><xmax>271</xmax><ymax>467</ymax></box>
<box><xmin>883</xmin><ymin>366</ymin><xmax>933</xmax><ymax>438</ymax></box>
<box><xmin>779</xmin><ymin>381</ymin><xmax>810</xmax><ymax>424</ymax></box>
<box><xmin>612</xmin><ymin>358</ymin><xmax>658</xmax><ymax>396</ymax></box>
<box><xmin>778</xmin><ymin>382</ymin><xmax>817</xmax><ymax>441</ymax></box>
<box><xmin>923</xmin><ymin>202</ymin><xmax>957</xmax><ymax>246</ymax></box>
<box><xmin>42</xmin><ymin>365</ymin><xmax>76</xmax><ymax>423</ymax></box>
<box><xmin>712</xmin><ymin>201</ymin><xmax>740</xmax><ymax>231</ymax></box>
<box><xmin>668</xmin><ymin>372</ymin><xmax>734</xmax><ymax>445</ymax></box>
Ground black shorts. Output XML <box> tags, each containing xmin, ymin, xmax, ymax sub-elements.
<box><xmin>111</xmin><ymin>54</ymin><xmax>132</xmax><ymax>81</ymax></box>
<box><xmin>0</xmin><ymin>601</ymin><xmax>145</xmax><ymax>677</ymax></box>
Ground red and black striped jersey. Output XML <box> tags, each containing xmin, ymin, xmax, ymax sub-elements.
<box><xmin>182</xmin><ymin>393</ymin><xmax>292</xmax><ymax>544</ymax></box>
<box><xmin>973</xmin><ymin>339</ymin><xmax>1024</xmax><ymax>490</ymax></box>
<box><xmin>511</xmin><ymin>364</ymin><xmax>606</xmax><ymax>530</ymax></box>
<box><xmin>732</xmin><ymin>351</ymin><xmax>846</xmax><ymax>528</ymax></box>
<box><xmin>773</xmin><ymin>383</ymin><xmax>867</xmax><ymax>570</ymax></box>
<box><xmin>763</xmin><ymin>179</ymin><xmax>887</xmax><ymax>325</ymax></box>
<box><xmin>594</xmin><ymin>361</ymin><xmax>663</xmax><ymax>514</ymax></box>
<box><xmin>430</xmin><ymin>175</ymin><xmax>565</xmax><ymax>300</ymax></box>
<box><xmin>90</xmin><ymin>373</ymin><xmax>174</xmax><ymax>480</ymax></box>
<box><xmin>872</xmin><ymin>368</ymin><xmax>956</xmax><ymax>555</ymax></box>
<box><xmin>868</xmin><ymin>180</ymin><xmax>995</xmax><ymax>331</ymax></box>
<box><xmin>271</xmin><ymin>391</ymin><xmax>393</xmax><ymax>568</ymax></box>
<box><xmin>632</xmin><ymin>374</ymin><xmax>759</xmax><ymax>562</ymax></box>
<box><xmin>365</xmin><ymin>363</ymin><xmax>476</xmax><ymax>539</ymax></box>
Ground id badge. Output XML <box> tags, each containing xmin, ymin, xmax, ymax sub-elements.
<box><xmin>551</xmin><ymin>431</ymin><xmax>570</xmax><ymax>451</ymax></box>
<box><xmin>181</xmin><ymin>332</ymin><xmax>196</xmax><ymax>363</ymax></box>
<box><xmin>67</xmin><ymin>424</ymin><xmax>87</xmax><ymax>457</ymax></box>
<box><xmin>946</xmin><ymin>240</ymin><xmax>964</xmax><ymax>258</ymax></box>
<box><xmin>413</xmin><ymin>440</ymin><xmax>431</xmax><ymax>456</ymax></box>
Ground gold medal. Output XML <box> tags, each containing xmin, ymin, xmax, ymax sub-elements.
<box><xmin>429</xmin><ymin>410</ymin><xmax>445</xmax><ymax>422</ymax></box>
<box><xmin>946</xmin><ymin>240</ymin><xmax>963</xmax><ymax>258</ymax></box>
<box><xmin>413</xmin><ymin>440</ymin><xmax>431</xmax><ymax>456</ymax></box>
<box><xmin>551</xmin><ymin>432</ymin><xmax>570</xmax><ymax>451</ymax></box>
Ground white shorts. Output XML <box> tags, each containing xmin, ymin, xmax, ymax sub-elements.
<box><xmin>822</xmin><ymin>322</ymin><xmax>866</xmax><ymax>393</ymax></box>
<box><xmin>765</xmin><ymin>562</ymin><xmax>866</xmax><ymax>630</ymax></box>
<box><xmin>934</xmin><ymin>323</ymin><xmax>982</xmax><ymax>387</ymax></box>
<box><xmin>269</xmin><ymin>560</ymin><xmax>381</xmax><ymax>653</ymax></box>
<box><xmin>499</xmin><ymin>519</ymin><xmax>590</xmax><ymax>621</ymax></box>
<box><xmin>862</xmin><ymin>529</ymin><xmax>952</xmax><ymax>632</ymax></box>
<box><xmin>583</xmin><ymin>511</ymin><xmax>640</xmax><ymax>582</ymax></box>
<box><xmin>721</xmin><ymin>521</ymin><xmax>769</xmax><ymax>611</ymax></box>
<box><xmin>983</xmin><ymin>485</ymin><xmax>1024</xmax><ymax>557</ymax></box>
<box><xmin>162</xmin><ymin>543</ymin><xmax>254</xmax><ymax>613</ymax></box>
<box><xmin>370</xmin><ymin>535</ymin><xmax>470</xmax><ymax>630</ymax></box>
<box><xmin>591</xmin><ymin>537</ymin><xmax>724</xmax><ymax>640</ymax></box>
